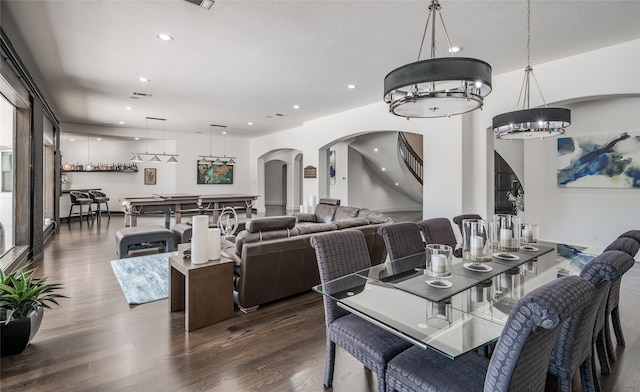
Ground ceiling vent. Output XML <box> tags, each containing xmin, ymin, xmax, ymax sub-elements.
<box><xmin>184</xmin><ymin>0</ymin><xmax>215</xmax><ymax>10</ymax></box>
<box><xmin>132</xmin><ymin>92</ymin><xmax>152</xmax><ymax>97</ymax></box>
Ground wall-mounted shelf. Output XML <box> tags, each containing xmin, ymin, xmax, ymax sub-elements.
<box><xmin>63</xmin><ymin>169</ymin><xmax>138</xmax><ymax>173</ymax></box>
<box><xmin>62</xmin><ymin>162</ymin><xmax>138</xmax><ymax>172</ymax></box>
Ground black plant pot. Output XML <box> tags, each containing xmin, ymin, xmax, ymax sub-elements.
<box><xmin>0</xmin><ymin>307</ymin><xmax>44</xmax><ymax>357</ymax></box>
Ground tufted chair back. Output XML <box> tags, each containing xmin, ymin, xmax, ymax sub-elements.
<box><xmin>617</xmin><ymin>229</ymin><xmax>640</xmax><ymax>244</ymax></box>
<box><xmin>311</xmin><ymin>230</ymin><xmax>372</xmax><ymax>326</ymax></box>
<box><xmin>417</xmin><ymin>218</ymin><xmax>457</xmax><ymax>247</ymax></box>
<box><xmin>483</xmin><ymin>275</ymin><xmax>596</xmax><ymax>392</ymax></box>
<box><xmin>452</xmin><ymin>214</ymin><xmax>482</xmax><ymax>236</ymax></box>
<box><xmin>548</xmin><ymin>276</ymin><xmax>612</xmax><ymax>391</ymax></box>
<box><xmin>378</xmin><ymin>222</ymin><xmax>424</xmax><ymax>261</ymax></box>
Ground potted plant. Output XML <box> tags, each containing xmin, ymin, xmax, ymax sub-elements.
<box><xmin>0</xmin><ymin>264</ymin><xmax>67</xmax><ymax>357</ymax></box>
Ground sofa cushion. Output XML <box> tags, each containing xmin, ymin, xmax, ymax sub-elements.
<box><xmin>334</xmin><ymin>206</ymin><xmax>360</xmax><ymax>221</ymax></box>
<box><xmin>296</xmin><ymin>222</ymin><xmax>338</xmax><ymax>235</ymax></box>
<box><xmin>357</xmin><ymin>209</ymin><xmax>392</xmax><ymax>224</ymax></box>
<box><xmin>315</xmin><ymin>203</ymin><xmax>338</xmax><ymax>223</ymax></box>
<box><xmin>318</xmin><ymin>198</ymin><xmax>340</xmax><ymax>206</ymax></box>
<box><xmin>236</xmin><ymin>223</ymin><xmax>299</xmax><ymax>255</ymax></box>
<box><xmin>246</xmin><ymin>216</ymin><xmax>297</xmax><ymax>232</ymax></box>
<box><xmin>367</xmin><ymin>213</ymin><xmax>392</xmax><ymax>224</ymax></box>
<box><xmin>293</xmin><ymin>212</ymin><xmax>317</xmax><ymax>223</ymax></box>
<box><xmin>335</xmin><ymin>218</ymin><xmax>370</xmax><ymax>229</ymax></box>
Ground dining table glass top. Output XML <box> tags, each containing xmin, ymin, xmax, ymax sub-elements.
<box><xmin>313</xmin><ymin>241</ymin><xmax>598</xmax><ymax>359</ymax></box>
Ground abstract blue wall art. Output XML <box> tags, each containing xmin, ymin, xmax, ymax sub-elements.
<box><xmin>557</xmin><ymin>131</ymin><xmax>640</xmax><ymax>188</ymax></box>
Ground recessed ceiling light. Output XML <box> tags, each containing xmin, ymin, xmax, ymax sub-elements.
<box><xmin>222</xmin><ymin>131</ymin><xmax>227</xmax><ymax>135</ymax></box>
<box><xmin>119</xmin><ymin>121</ymin><xmax>125</xmax><ymax>125</ymax></box>
<box><xmin>374</xmin><ymin>148</ymin><xmax>379</xmax><ymax>152</ymax></box>
<box><xmin>134</xmin><ymin>137</ymin><xmax>140</xmax><ymax>140</ymax></box>
<box><xmin>69</xmin><ymin>138</ymin><xmax>75</xmax><ymax>142</ymax></box>
<box><xmin>348</xmin><ymin>84</ymin><xmax>357</xmax><ymax>89</ymax></box>
<box><xmin>395</xmin><ymin>182</ymin><xmax>399</xmax><ymax>186</ymax></box>
<box><xmin>448</xmin><ymin>46</ymin><xmax>462</xmax><ymax>53</ymax></box>
<box><xmin>381</xmin><ymin>167</ymin><xmax>386</xmax><ymax>171</ymax></box>
<box><xmin>248</xmin><ymin>122</ymin><xmax>253</xmax><ymax>125</ymax></box>
<box><xmin>293</xmin><ymin>105</ymin><xmax>300</xmax><ymax>109</ymax></box>
<box><xmin>126</xmin><ymin>106</ymin><xmax>132</xmax><ymax>111</ymax></box>
<box><xmin>157</xmin><ymin>33</ymin><xmax>173</xmax><ymax>41</ymax></box>
<box><xmin>138</xmin><ymin>77</ymin><xmax>150</xmax><ymax>82</ymax></box>
<box><xmin>96</xmin><ymin>138</ymin><xmax>102</xmax><ymax>141</ymax></box>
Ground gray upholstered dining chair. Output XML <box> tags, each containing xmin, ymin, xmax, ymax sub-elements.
<box><xmin>548</xmin><ymin>250</ymin><xmax>631</xmax><ymax>391</ymax></box>
<box><xmin>385</xmin><ymin>275</ymin><xmax>596</xmax><ymax>392</ymax></box>
<box><xmin>597</xmin><ymin>238</ymin><xmax>640</xmax><ymax>368</ymax></box>
<box><xmin>417</xmin><ymin>218</ymin><xmax>457</xmax><ymax>247</ymax></box>
<box><xmin>452</xmin><ymin>214</ymin><xmax>482</xmax><ymax>237</ymax></box>
<box><xmin>579</xmin><ymin>250</ymin><xmax>634</xmax><ymax>392</ymax></box>
<box><xmin>378</xmin><ymin>222</ymin><xmax>425</xmax><ymax>261</ymax></box>
<box><xmin>311</xmin><ymin>230</ymin><xmax>412</xmax><ymax>392</ymax></box>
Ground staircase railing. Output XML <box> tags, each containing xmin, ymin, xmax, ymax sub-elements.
<box><xmin>398</xmin><ymin>132</ymin><xmax>423</xmax><ymax>185</ymax></box>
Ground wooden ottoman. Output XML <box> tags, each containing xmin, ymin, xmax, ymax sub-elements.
<box><xmin>115</xmin><ymin>225</ymin><xmax>175</xmax><ymax>258</ymax></box>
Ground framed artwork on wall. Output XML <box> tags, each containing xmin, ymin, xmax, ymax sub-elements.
<box><xmin>557</xmin><ymin>131</ymin><xmax>640</xmax><ymax>188</ymax></box>
<box><xmin>329</xmin><ymin>150</ymin><xmax>336</xmax><ymax>185</ymax></box>
<box><xmin>197</xmin><ymin>161</ymin><xmax>234</xmax><ymax>184</ymax></box>
<box><xmin>144</xmin><ymin>168</ymin><xmax>156</xmax><ymax>185</ymax></box>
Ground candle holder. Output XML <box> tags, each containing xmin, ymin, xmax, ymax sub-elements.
<box><xmin>462</xmin><ymin>219</ymin><xmax>493</xmax><ymax>272</ymax></box>
<box><xmin>492</xmin><ymin>214</ymin><xmax>520</xmax><ymax>261</ymax></box>
<box><xmin>500</xmin><ymin>267</ymin><xmax>524</xmax><ymax>303</ymax></box>
<box><xmin>425</xmin><ymin>244</ymin><xmax>453</xmax><ymax>288</ymax></box>
<box><xmin>466</xmin><ymin>280</ymin><xmax>494</xmax><ymax>316</ymax></box>
<box><xmin>427</xmin><ymin>299</ymin><xmax>452</xmax><ymax>329</ymax></box>
<box><xmin>520</xmin><ymin>223</ymin><xmax>539</xmax><ymax>251</ymax></box>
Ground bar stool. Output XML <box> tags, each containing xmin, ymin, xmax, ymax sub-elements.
<box><xmin>68</xmin><ymin>191</ymin><xmax>94</xmax><ymax>222</ymax></box>
<box><xmin>89</xmin><ymin>190</ymin><xmax>111</xmax><ymax>219</ymax></box>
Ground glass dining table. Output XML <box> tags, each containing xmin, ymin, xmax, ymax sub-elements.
<box><xmin>313</xmin><ymin>241</ymin><xmax>597</xmax><ymax>359</ymax></box>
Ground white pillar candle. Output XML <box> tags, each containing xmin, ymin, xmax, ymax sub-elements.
<box><xmin>500</xmin><ymin>229</ymin><xmax>512</xmax><ymax>248</ymax></box>
<box><xmin>431</xmin><ymin>254</ymin><xmax>447</xmax><ymax>274</ymax></box>
<box><xmin>470</xmin><ymin>235</ymin><xmax>484</xmax><ymax>257</ymax></box>
<box><xmin>208</xmin><ymin>228</ymin><xmax>221</xmax><ymax>261</ymax></box>
<box><xmin>191</xmin><ymin>215</ymin><xmax>209</xmax><ymax>264</ymax></box>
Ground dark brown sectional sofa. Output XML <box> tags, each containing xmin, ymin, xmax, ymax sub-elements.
<box><xmin>221</xmin><ymin>198</ymin><xmax>392</xmax><ymax>312</ymax></box>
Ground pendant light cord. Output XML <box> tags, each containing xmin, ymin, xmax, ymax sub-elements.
<box><xmin>416</xmin><ymin>0</ymin><xmax>455</xmax><ymax>62</ymax></box>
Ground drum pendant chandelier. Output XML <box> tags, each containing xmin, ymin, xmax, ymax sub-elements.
<box><xmin>383</xmin><ymin>0</ymin><xmax>492</xmax><ymax>119</ymax></box>
<box><xmin>492</xmin><ymin>0</ymin><xmax>571</xmax><ymax>139</ymax></box>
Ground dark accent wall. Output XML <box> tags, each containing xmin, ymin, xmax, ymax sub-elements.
<box><xmin>31</xmin><ymin>96</ymin><xmax>44</xmax><ymax>259</ymax></box>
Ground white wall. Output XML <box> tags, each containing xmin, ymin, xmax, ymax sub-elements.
<box><xmin>329</xmin><ymin>140</ymin><xmax>352</xmax><ymax>203</ymax></box>
<box><xmin>61</xmin><ymin>123</ymin><xmax>251</xmax><ymax>215</ymax></box>
<box><xmin>249</xmin><ymin>102</ymin><xmax>462</xmax><ymax>213</ymax></box>
<box><xmin>525</xmin><ymin>97</ymin><xmax>640</xmax><ymax>247</ymax></box>
<box><xmin>251</xmin><ymin>39</ymin><xmax>640</xmax><ymax>247</ymax></box>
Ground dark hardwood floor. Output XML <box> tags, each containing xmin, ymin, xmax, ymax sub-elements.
<box><xmin>1</xmin><ymin>214</ymin><xmax>639</xmax><ymax>391</ymax></box>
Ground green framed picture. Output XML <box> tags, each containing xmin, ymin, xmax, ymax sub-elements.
<box><xmin>197</xmin><ymin>161</ymin><xmax>233</xmax><ymax>184</ymax></box>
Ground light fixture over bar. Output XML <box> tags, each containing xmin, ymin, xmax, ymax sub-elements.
<box><xmin>492</xmin><ymin>0</ymin><xmax>571</xmax><ymax>139</ymax></box>
<box><xmin>198</xmin><ymin>124</ymin><xmax>236</xmax><ymax>165</ymax></box>
<box><xmin>383</xmin><ymin>0</ymin><xmax>492</xmax><ymax>119</ymax></box>
<box><xmin>130</xmin><ymin>117</ymin><xmax>179</xmax><ymax>162</ymax></box>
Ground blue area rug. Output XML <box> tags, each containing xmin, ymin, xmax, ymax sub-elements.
<box><xmin>110</xmin><ymin>252</ymin><xmax>177</xmax><ymax>305</ymax></box>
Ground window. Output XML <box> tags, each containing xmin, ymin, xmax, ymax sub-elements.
<box><xmin>0</xmin><ymin>94</ymin><xmax>15</xmax><ymax>255</ymax></box>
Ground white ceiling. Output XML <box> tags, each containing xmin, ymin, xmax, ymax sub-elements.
<box><xmin>3</xmin><ymin>0</ymin><xmax>640</xmax><ymax>138</ymax></box>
